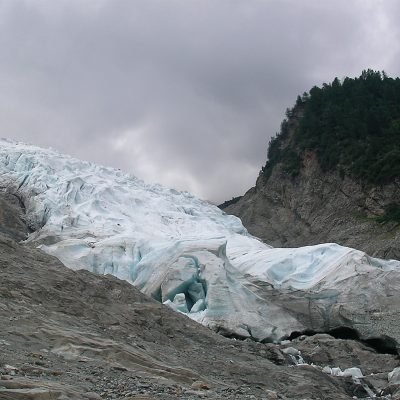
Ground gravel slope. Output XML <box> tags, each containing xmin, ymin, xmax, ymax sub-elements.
<box><xmin>0</xmin><ymin>193</ymin><xmax>398</xmax><ymax>400</ymax></box>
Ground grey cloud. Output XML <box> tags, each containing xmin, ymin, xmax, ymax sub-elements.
<box><xmin>0</xmin><ymin>0</ymin><xmax>399</xmax><ymax>203</ymax></box>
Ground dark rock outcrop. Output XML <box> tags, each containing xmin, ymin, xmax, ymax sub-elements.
<box><xmin>223</xmin><ymin>133</ymin><xmax>400</xmax><ymax>260</ymax></box>
<box><xmin>223</xmin><ymin>72</ymin><xmax>400</xmax><ymax>259</ymax></box>
<box><xmin>0</xmin><ymin>191</ymin><xmax>29</xmax><ymax>241</ymax></box>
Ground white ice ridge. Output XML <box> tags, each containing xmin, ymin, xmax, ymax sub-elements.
<box><xmin>1</xmin><ymin>138</ymin><xmax>399</xmax><ymax>342</ymax></box>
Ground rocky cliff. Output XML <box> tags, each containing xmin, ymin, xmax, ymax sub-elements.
<box><xmin>224</xmin><ymin>155</ymin><xmax>400</xmax><ymax>259</ymax></box>
<box><xmin>223</xmin><ymin>72</ymin><xmax>400</xmax><ymax>259</ymax></box>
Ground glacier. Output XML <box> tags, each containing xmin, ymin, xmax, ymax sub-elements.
<box><xmin>1</xmin><ymin>138</ymin><xmax>400</xmax><ymax>345</ymax></box>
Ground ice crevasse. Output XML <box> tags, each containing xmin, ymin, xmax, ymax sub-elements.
<box><xmin>1</xmin><ymin>138</ymin><xmax>399</xmax><ymax>343</ymax></box>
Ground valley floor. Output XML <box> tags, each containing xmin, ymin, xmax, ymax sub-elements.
<box><xmin>1</xmin><ymin>236</ymin><xmax>399</xmax><ymax>400</ymax></box>
<box><xmin>0</xmin><ymin>193</ymin><xmax>399</xmax><ymax>400</ymax></box>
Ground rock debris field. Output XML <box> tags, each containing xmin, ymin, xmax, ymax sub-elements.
<box><xmin>0</xmin><ymin>192</ymin><xmax>399</xmax><ymax>400</ymax></box>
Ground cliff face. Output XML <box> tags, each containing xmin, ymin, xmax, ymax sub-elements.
<box><xmin>224</xmin><ymin>71</ymin><xmax>400</xmax><ymax>259</ymax></box>
<box><xmin>224</xmin><ymin>153</ymin><xmax>400</xmax><ymax>259</ymax></box>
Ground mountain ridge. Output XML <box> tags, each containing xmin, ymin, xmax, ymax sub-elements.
<box><xmin>222</xmin><ymin>71</ymin><xmax>400</xmax><ymax>259</ymax></box>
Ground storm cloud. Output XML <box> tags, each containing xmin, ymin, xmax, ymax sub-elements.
<box><xmin>0</xmin><ymin>0</ymin><xmax>399</xmax><ymax>203</ymax></box>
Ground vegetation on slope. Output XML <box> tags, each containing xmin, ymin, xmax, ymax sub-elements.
<box><xmin>262</xmin><ymin>70</ymin><xmax>400</xmax><ymax>184</ymax></box>
<box><xmin>376</xmin><ymin>203</ymin><xmax>400</xmax><ymax>224</ymax></box>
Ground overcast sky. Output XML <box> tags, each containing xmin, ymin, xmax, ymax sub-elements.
<box><xmin>0</xmin><ymin>0</ymin><xmax>399</xmax><ymax>203</ymax></box>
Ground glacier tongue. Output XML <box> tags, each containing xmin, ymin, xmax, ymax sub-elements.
<box><xmin>1</xmin><ymin>138</ymin><xmax>400</xmax><ymax>344</ymax></box>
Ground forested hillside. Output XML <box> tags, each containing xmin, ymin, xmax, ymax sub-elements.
<box><xmin>263</xmin><ymin>70</ymin><xmax>400</xmax><ymax>183</ymax></box>
<box><xmin>222</xmin><ymin>71</ymin><xmax>400</xmax><ymax>258</ymax></box>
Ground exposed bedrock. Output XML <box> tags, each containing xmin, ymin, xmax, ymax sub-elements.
<box><xmin>223</xmin><ymin>153</ymin><xmax>400</xmax><ymax>260</ymax></box>
<box><xmin>0</xmin><ymin>190</ymin><xmax>30</xmax><ymax>241</ymax></box>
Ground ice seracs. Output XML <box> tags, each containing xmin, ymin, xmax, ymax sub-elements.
<box><xmin>1</xmin><ymin>138</ymin><xmax>400</xmax><ymax>345</ymax></box>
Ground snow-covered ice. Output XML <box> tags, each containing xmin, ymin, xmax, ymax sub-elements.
<box><xmin>323</xmin><ymin>366</ymin><xmax>364</xmax><ymax>379</ymax></box>
<box><xmin>1</xmin><ymin>138</ymin><xmax>399</xmax><ymax>342</ymax></box>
